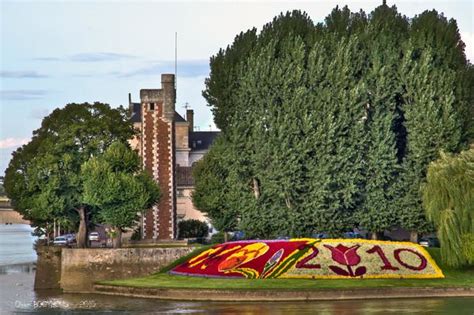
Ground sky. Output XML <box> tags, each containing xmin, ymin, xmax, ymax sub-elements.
<box><xmin>1</xmin><ymin>0</ymin><xmax>473</xmax><ymax>175</ymax></box>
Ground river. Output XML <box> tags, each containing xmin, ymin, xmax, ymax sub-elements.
<box><xmin>0</xmin><ymin>224</ymin><xmax>473</xmax><ymax>314</ymax></box>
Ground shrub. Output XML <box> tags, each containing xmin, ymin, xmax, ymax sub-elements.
<box><xmin>210</xmin><ymin>232</ymin><xmax>226</xmax><ymax>244</ymax></box>
<box><xmin>178</xmin><ymin>219</ymin><xmax>209</xmax><ymax>239</ymax></box>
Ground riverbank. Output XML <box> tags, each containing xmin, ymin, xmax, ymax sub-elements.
<box><xmin>96</xmin><ymin>248</ymin><xmax>474</xmax><ymax>301</ymax></box>
<box><xmin>93</xmin><ymin>284</ymin><xmax>474</xmax><ymax>301</ymax></box>
<box><xmin>3</xmin><ymin>264</ymin><xmax>473</xmax><ymax>314</ymax></box>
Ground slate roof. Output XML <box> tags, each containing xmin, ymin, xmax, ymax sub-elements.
<box><xmin>174</xmin><ymin>112</ymin><xmax>186</xmax><ymax>123</ymax></box>
<box><xmin>176</xmin><ymin>166</ymin><xmax>194</xmax><ymax>187</ymax></box>
<box><xmin>130</xmin><ymin>102</ymin><xmax>141</xmax><ymax>123</ymax></box>
<box><xmin>189</xmin><ymin>131</ymin><xmax>220</xmax><ymax>151</ymax></box>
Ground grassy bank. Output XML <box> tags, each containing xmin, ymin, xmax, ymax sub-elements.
<box><xmin>99</xmin><ymin>248</ymin><xmax>474</xmax><ymax>290</ymax></box>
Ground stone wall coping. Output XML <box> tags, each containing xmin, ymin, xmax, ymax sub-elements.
<box><xmin>92</xmin><ymin>285</ymin><xmax>474</xmax><ymax>301</ymax></box>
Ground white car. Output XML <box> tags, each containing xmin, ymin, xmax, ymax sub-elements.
<box><xmin>53</xmin><ymin>234</ymin><xmax>75</xmax><ymax>246</ymax></box>
<box><xmin>89</xmin><ymin>232</ymin><xmax>100</xmax><ymax>241</ymax></box>
<box><xmin>53</xmin><ymin>236</ymin><xmax>68</xmax><ymax>246</ymax></box>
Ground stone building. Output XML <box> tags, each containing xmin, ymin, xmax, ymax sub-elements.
<box><xmin>129</xmin><ymin>74</ymin><xmax>219</xmax><ymax>240</ymax></box>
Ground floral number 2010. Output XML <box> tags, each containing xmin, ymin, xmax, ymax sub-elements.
<box><xmin>367</xmin><ymin>245</ymin><xmax>427</xmax><ymax>271</ymax></box>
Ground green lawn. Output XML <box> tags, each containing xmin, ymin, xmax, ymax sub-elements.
<box><xmin>99</xmin><ymin>248</ymin><xmax>474</xmax><ymax>290</ymax></box>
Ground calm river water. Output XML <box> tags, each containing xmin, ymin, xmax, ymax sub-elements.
<box><xmin>0</xmin><ymin>224</ymin><xmax>473</xmax><ymax>314</ymax></box>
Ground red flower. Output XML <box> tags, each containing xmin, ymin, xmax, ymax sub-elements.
<box><xmin>324</xmin><ymin>244</ymin><xmax>361</xmax><ymax>266</ymax></box>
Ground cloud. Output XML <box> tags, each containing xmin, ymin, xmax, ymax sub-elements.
<box><xmin>69</xmin><ymin>52</ymin><xmax>136</xmax><ymax>62</ymax></box>
<box><xmin>34</xmin><ymin>52</ymin><xmax>136</xmax><ymax>63</ymax></box>
<box><xmin>33</xmin><ymin>57</ymin><xmax>61</xmax><ymax>61</ymax></box>
<box><xmin>0</xmin><ymin>138</ymin><xmax>30</xmax><ymax>149</ymax></box>
<box><xmin>119</xmin><ymin>60</ymin><xmax>209</xmax><ymax>78</ymax></box>
<box><xmin>0</xmin><ymin>70</ymin><xmax>48</xmax><ymax>78</ymax></box>
<box><xmin>0</xmin><ymin>89</ymin><xmax>48</xmax><ymax>100</ymax></box>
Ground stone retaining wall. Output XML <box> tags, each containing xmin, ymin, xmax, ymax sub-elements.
<box><xmin>34</xmin><ymin>246</ymin><xmax>193</xmax><ymax>292</ymax></box>
<box><xmin>93</xmin><ymin>285</ymin><xmax>474</xmax><ymax>301</ymax></box>
<box><xmin>34</xmin><ymin>246</ymin><xmax>62</xmax><ymax>289</ymax></box>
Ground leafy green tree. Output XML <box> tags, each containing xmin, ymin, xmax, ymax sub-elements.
<box><xmin>4</xmin><ymin>103</ymin><xmax>135</xmax><ymax>247</ymax></box>
<box><xmin>302</xmin><ymin>36</ymin><xmax>368</xmax><ymax>237</ymax></box>
<box><xmin>356</xmin><ymin>4</ymin><xmax>408</xmax><ymax>239</ymax></box>
<box><xmin>196</xmin><ymin>4</ymin><xmax>470</xmax><ymax>240</ymax></box>
<box><xmin>177</xmin><ymin>219</ymin><xmax>209</xmax><ymax>239</ymax></box>
<box><xmin>231</xmin><ymin>37</ymin><xmax>310</xmax><ymax>238</ymax></box>
<box><xmin>422</xmin><ymin>148</ymin><xmax>474</xmax><ymax>267</ymax></box>
<box><xmin>324</xmin><ymin>5</ymin><xmax>367</xmax><ymax>36</ymax></box>
<box><xmin>202</xmin><ymin>29</ymin><xmax>258</xmax><ymax>130</ymax></box>
<box><xmin>398</xmin><ymin>47</ymin><xmax>462</xmax><ymax>242</ymax></box>
<box><xmin>410</xmin><ymin>9</ymin><xmax>472</xmax><ymax>144</ymax></box>
<box><xmin>203</xmin><ymin>10</ymin><xmax>317</xmax><ymax>131</ymax></box>
<box><xmin>81</xmin><ymin>142</ymin><xmax>160</xmax><ymax>248</ymax></box>
<box><xmin>192</xmin><ymin>136</ymin><xmax>238</xmax><ymax>241</ymax></box>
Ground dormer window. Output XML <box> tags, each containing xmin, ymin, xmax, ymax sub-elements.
<box><xmin>149</xmin><ymin>103</ymin><xmax>155</xmax><ymax>111</ymax></box>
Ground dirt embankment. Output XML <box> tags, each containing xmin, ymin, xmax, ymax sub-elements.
<box><xmin>0</xmin><ymin>210</ymin><xmax>29</xmax><ymax>224</ymax></box>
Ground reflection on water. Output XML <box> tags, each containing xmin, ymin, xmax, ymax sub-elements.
<box><xmin>0</xmin><ymin>263</ymin><xmax>36</xmax><ymax>275</ymax></box>
<box><xmin>1</xmin><ymin>263</ymin><xmax>472</xmax><ymax>315</ymax></box>
<box><xmin>0</xmin><ymin>225</ymin><xmax>473</xmax><ymax>314</ymax></box>
<box><xmin>0</xmin><ymin>224</ymin><xmax>37</xmax><ymax>266</ymax></box>
<box><xmin>8</xmin><ymin>292</ymin><xmax>474</xmax><ymax>314</ymax></box>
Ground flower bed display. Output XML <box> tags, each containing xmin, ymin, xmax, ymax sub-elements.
<box><xmin>170</xmin><ymin>239</ymin><xmax>444</xmax><ymax>279</ymax></box>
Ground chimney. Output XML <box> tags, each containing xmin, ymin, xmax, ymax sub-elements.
<box><xmin>186</xmin><ymin>109</ymin><xmax>194</xmax><ymax>132</ymax></box>
<box><xmin>128</xmin><ymin>93</ymin><xmax>132</xmax><ymax>115</ymax></box>
<box><xmin>161</xmin><ymin>74</ymin><xmax>175</xmax><ymax>121</ymax></box>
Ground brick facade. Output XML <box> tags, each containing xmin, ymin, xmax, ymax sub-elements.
<box><xmin>140</xmin><ymin>74</ymin><xmax>176</xmax><ymax>240</ymax></box>
<box><xmin>129</xmin><ymin>73</ymin><xmax>220</xmax><ymax>239</ymax></box>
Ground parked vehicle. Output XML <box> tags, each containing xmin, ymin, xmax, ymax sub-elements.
<box><xmin>53</xmin><ymin>236</ymin><xmax>67</xmax><ymax>246</ymax></box>
<box><xmin>419</xmin><ymin>237</ymin><xmax>440</xmax><ymax>247</ymax></box>
<box><xmin>89</xmin><ymin>231</ymin><xmax>100</xmax><ymax>242</ymax></box>
<box><xmin>53</xmin><ymin>234</ymin><xmax>75</xmax><ymax>246</ymax></box>
<box><xmin>343</xmin><ymin>232</ymin><xmax>362</xmax><ymax>239</ymax></box>
<box><xmin>65</xmin><ymin>234</ymin><xmax>76</xmax><ymax>244</ymax></box>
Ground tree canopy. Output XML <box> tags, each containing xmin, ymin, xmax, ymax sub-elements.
<box><xmin>422</xmin><ymin>148</ymin><xmax>474</xmax><ymax>267</ymax></box>
<box><xmin>4</xmin><ymin>102</ymin><xmax>139</xmax><ymax>247</ymax></box>
<box><xmin>196</xmin><ymin>4</ymin><xmax>472</xmax><ymax>240</ymax></box>
<box><xmin>82</xmin><ymin>142</ymin><xmax>160</xmax><ymax>247</ymax></box>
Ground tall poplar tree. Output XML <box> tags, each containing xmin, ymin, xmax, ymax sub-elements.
<box><xmin>398</xmin><ymin>47</ymin><xmax>462</xmax><ymax>242</ymax></box>
<box><xmin>357</xmin><ymin>4</ymin><xmax>408</xmax><ymax>239</ymax></box>
<box><xmin>196</xmin><ymin>4</ymin><xmax>470</xmax><ymax>240</ymax></box>
<box><xmin>302</xmin><ymin>36</ymin><xmax>367</xmax><ymax>236</ymax></box>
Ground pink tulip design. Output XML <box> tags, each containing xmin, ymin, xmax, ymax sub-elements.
<box><xmin>324</xmin><ymin>244</ymin><xmax>366</xmax><ymax>277</ymax></box>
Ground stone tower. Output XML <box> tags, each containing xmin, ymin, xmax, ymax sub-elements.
<box><xmin>140</xmin><ymin>74</ymin><xmax>176</xmax><ymax>240</ymax></box>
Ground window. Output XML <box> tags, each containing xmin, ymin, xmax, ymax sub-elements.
<box><xmin>149</xmin><ymin>103</ymin><xmax>155</xmax><ymax>111</ymax></box>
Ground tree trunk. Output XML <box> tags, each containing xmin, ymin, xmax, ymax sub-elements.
<box><xmin>224</xmin><ymin>231</ymin><xmax>229</xmax><ymax>243</ymax></box>
<box><xmin>410</xmin><ymin>231</ymin><xmax>418</xmax><ymax>243</ymax></box>
<box><xmin>252</xmin><ymin>178</ymin><xmax>260</xmax><ymax>199</ymax></box>
<box><xmin>76</xmin><ymin>206</ymin><xmax>88</xmax><ymax>248</ymax></box>
<box><xmin>371</xmin><ymin>232</ymin><xmax>378</xmax><ymax>240</ymax></box>
<box><xmin>112</xmin><ymin>228</ymin><xmax>122</xmax><ymax>248</ymax></box>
